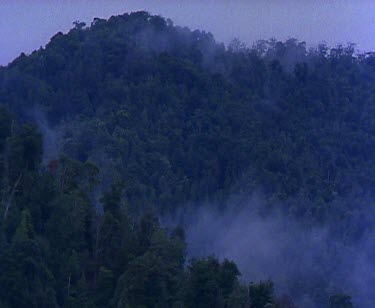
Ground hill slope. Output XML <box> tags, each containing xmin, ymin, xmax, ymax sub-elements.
<box><xmin>0</xmin><ymin>11</ymin><xmax>374</xmax><ymax>307</ymax></box>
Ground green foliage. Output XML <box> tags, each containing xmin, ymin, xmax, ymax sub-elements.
<box><xmin>248</xmin><ymin>280</ymin><xmax>275</xmax><ymax>308</ymax></box>
<box><xmin>0</xmin><ymin>107</ymin><xmax>12</xmax><ymax>150</ymax></box>
<box><xmin>112</xmin><ymin>218</ymin><xmax>186</xmax><ymax>308</ymax></box>
<box><xmin>226</xmin><ymin>285</ymin><xmax>249</xmax><ymax>308</ymax></box>
<box><xmin>184</xmin><ymin>257</ymin><xmax>240</xmax><ymax>308</ymax></box>
<box><xmin>329</xmin><ymin>294</ymin><xmax>354</xmax><ymax>308</ymax></box>
<box><xmin>0</xmin><ymin>210</ymin><xmax>57</xmax><ymax>307</ymax></box>
<box><xmin>67</xmin><ymin>274</ymin><xmax>97</xmax><ymax>308</ymax></box>
<box><xmin>0</xmin><ymin>10</ymin><xmax>371</xmax><ymax>307</ymax></box>
<box><xmin>12</xmin><ymin>209</ymin><xmax>35</xmax><ymax>243</ymax></box>
<box><xmin>94</xmin><ymin>267</ymin><xmax>115</xmax><ymax>307</ymax></box>
<box><xmin>9</xmin><ymin>124</ymin><xmax>42</xmax><ymax>173</ymax></box>
<box><xmin>3</xmin><ymin>10</ymin><xmax>373</xmax><ymax>228</ymax></box>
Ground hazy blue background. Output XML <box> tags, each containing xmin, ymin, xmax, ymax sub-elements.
<box><xmin>1</xmin><ymin>0</ymin><xmax>375</xmax><ymax>65</ymax></box>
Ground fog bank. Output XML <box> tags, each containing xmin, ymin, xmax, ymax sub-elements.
<box><xmin>168</xmin><ymin>196</ymin><xmax>375</xmax><ymax>307</ymax></box>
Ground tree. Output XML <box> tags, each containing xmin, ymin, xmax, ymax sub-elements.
<box><xmin>248</xmin><ymin>280</ymin><xmax>275</xmax><ymax>308</ymax></box>
<box><xmin>184</xmin><ymin>257</ymin><xmax>240</xmax><ymax>308</ymax></box>
<box><xmin>0</xmin><ymin>210</ymin><xmax>57</xmax><ymax>307</ymax></box>
<box><xmin>67</xmin><ymin>274</ymin><xmax>96</xmax><ymax>308</ymax></box>
<box><xmin>329</xmin><ymin>294</ymin><xmax>353</xmax><ymax>308</ymax></box>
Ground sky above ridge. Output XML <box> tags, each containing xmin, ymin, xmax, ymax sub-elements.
<box><xmin>1</xmin><ymin>0</ymin><xmax>375</xmax><ymax>65</ymax></box>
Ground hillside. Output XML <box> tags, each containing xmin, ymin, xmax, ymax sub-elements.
<box><xmin>0</xmin><ymin>11</ymin><xmax>374</xmax><ymax>307</ymax></box>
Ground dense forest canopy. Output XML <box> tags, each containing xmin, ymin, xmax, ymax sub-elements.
<box><xmin>0</xmin><ymin>11</ymin><xmax>374</xmax><ymax>307</ymax></box>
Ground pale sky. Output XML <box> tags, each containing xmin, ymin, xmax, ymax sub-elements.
<box><xmin>1</xmin><ymin>0</ymin><xmax>375</xmax><ymax>65</ymax></box>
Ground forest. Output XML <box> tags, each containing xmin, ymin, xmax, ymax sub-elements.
<box><xmin>0</xmin><ymin>11</ymin><xmax>374</xmax><ymax>307</ymax></box>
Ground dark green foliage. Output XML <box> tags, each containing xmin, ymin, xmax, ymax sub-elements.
<box><xmin>67</xmin><ymin>274</ymin><xmax>97</xmax><ymax>308</ymax></box>
<box><xmin>329</xmin><ymin>294</ymin><xmax>353</xmax><ymax>308</ymax></box>
<box><xmin>8</xmin><ymin>124</ymin><xmax>42</xmax><ymax>172</ymax></box>
<box><xmin>0</xmin><ymin>10</ymin><xmax>371</xmax><ymax>307</ymax></box>
<box><xmin>248</xmin><ymin>280</ymin><xmax>275</xmax><ymax>308</ymax></box>
<box><xmin>0</xmin><ymin>210</ymin><xmax>57</xmax><ymax>307</ymax></box>
<box><xmin>226</xmin><ymin>285</ymin><xmax>249</xmax><ymax>308</ymax></box>
<box><xmin>184</xmin><ymin>257</ymin><xmax>240</xmax><ymax>308</ymax></box>
<box><xmin>0</xmin><ymin>107</ymin><xmax>11</xmax><ymax>150</ymax></box>
<box><xmin>2</xmin><ymin>10</ymin><xmax>373</xmax><ymax>228</ymax></box>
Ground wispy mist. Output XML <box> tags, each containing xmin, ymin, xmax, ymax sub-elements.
<box><xmin>166</xmin><ymin>194</ymin><xmax>375</xmax><ymax>307</ymax></box>
<box><xmin>29</xmin><ymin>109</ymin><xmax>61</xmax><ymax>165</ymax></box>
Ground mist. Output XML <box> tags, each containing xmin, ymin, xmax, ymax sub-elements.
<box><xmin>29</xmin><ymin>109</ymin><xmax>61</xmax><ymax>165</ymax></box>
<box><xmin>164</xmin><ymin>194</ymin><xmax>375</xmax><ymax>307</ymax></box>
<box><xmin>2</xmin><ymin>4</ymin><xmax>375</xmax><ymax>306</ymax></box>
<box><xmin>2</xmin><ymin>1</ymin><xmax>375</xmax><ymax>65</ymax></box>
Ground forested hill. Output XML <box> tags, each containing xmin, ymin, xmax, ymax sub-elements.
<box><xmin>0</xmin><ymin>11</ymin><xmax>374</xmax><ymax>307</ymax></box>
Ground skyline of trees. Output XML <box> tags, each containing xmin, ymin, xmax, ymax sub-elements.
<box><xmin>0</xmin><ymin>11</ymin><xmax>371</xmax><ymax>307</ymax></box>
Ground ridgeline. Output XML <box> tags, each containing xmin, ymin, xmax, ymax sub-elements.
<box><xmin>1</xmin><ymin>11</ymin><xmax>374</xmax><ymax>307</ymax></box>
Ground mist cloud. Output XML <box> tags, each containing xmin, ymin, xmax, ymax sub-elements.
<box><xmin>166</xmin><ymin>195</ymin><xmax>375</xmax><ymax>307</ymax></box>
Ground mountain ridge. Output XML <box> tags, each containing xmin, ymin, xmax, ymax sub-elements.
<box><xmin>0</xmin><ymin>11</ymin><xmax>374</xmax><ymax>307</ymax></box>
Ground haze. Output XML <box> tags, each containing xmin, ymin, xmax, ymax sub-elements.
<box><xmin>1</xmin><ymin>0</ymin><xmax>375</xmax><ymax>66</ymax></box>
